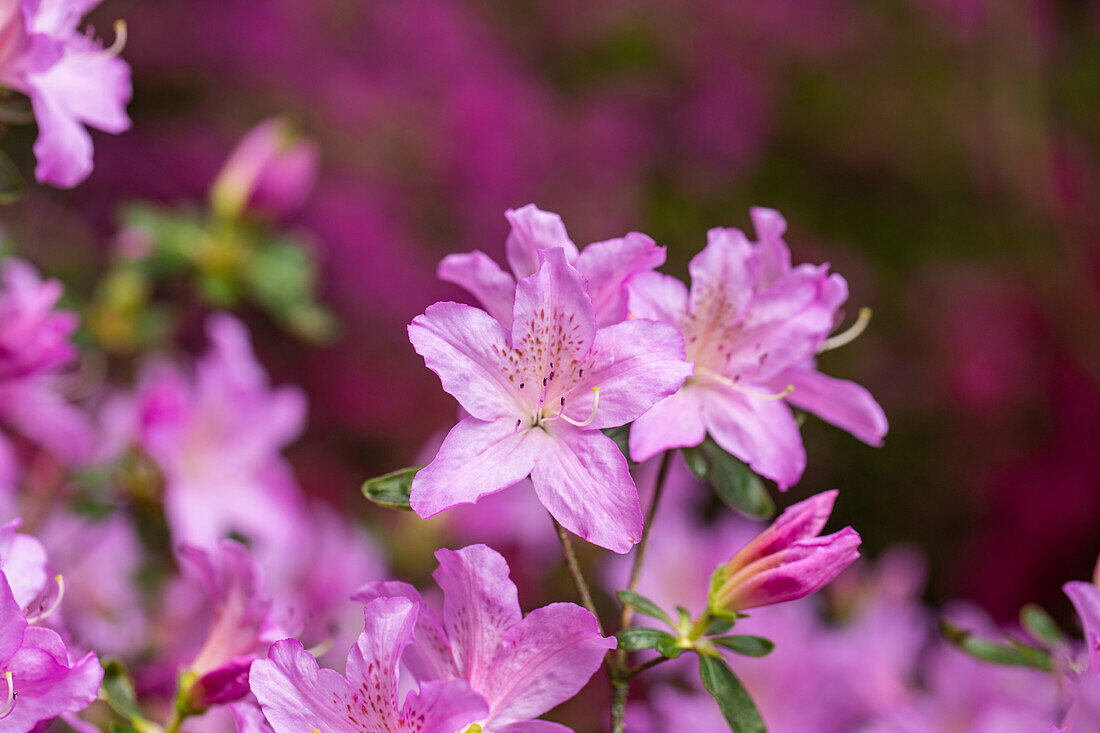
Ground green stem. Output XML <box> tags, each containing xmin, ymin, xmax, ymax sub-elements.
<box><xmin>610</xmin><ymin>669</ymin><xmax>629</xmax><ymax>733</ymax></box>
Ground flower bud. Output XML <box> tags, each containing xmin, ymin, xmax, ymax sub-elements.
<box><xmin>708</xmin><ymin>490</ymin><xmax>861</xmax><ymax>613</ymax></box>
<box><xmin>210</xmin><ymin>118</ymin><xmax>319</xmax><ymax>221</ymax></box>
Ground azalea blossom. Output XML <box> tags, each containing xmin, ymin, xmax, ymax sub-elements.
<box><xmin>1060</xmin><ymin>578</ymin><xmax>1100</xmax><ymax>729</ymax></box>
<box><xmin>709</xmin><ymin>490</ymin><xmax>861</xmax><ymax>613</ymax></box>
<box><xmin>0</xmin><ymin>519</ymin><xmax>103</xmax><ymax>731</ymax></box>
<box><xmin>628</xmin><ymin>207</ymin><xmax>887</xmax><ymax>488</ymax></box>
<box><xmin>178</xmin><ymin>540</ymin><xmax>287</xmax><ymax>709</ymax></box>
<box><xmin>409</xmin><ymin>247</ymin><xmax>692</xmax><ymax>552</ymax></box>
<box><xmin>250</xmin><ymin>595</ymin><xmax>489</xmax><ymax>733</ymax></box>
<box><xmin>0</xmin><ymin>0</ymin><xmax>131</xmax><ymax>187</ymax></box>
<box><xmin>101</xmin><ymin>313</ymin><xmax>308</xmax><ymax>554</ymax></box>
<box><xmin>0</xmin><ymin>257</ymin><xmax>92</xmax><ymax>467</ymax></box>
<box><xmin>354</xmin><ymin>543</ymin><xmax>615</xmax><ymax>732</ymax></box>
<box><xmin>438</xmin><ymin>203</ymin><xmax>666</xmax><ymax>328</ymax></box>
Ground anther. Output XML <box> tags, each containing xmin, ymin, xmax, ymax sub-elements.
<box><xmin>818</xmin><ymin>307</ymin><xmax>872</xmax><ymax>353</ymax></box>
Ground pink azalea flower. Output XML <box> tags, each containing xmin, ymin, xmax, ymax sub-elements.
<box><xmin>628</xmin><ymin>207</ymin><xmax>887</xmax><ymax>488</ymax></box>
<box><xmin>0</xmin><ymin>258</ymin><xmax>92</xmax><ymax>465</ymax></box>
<box><xmin>210</xmin><ymin>117</ymin><xmax>320</xmax><ymax>220</ymax></box>
<box><xmin>250</xmin><ymin>595</ymin><xmax>489</xmax><ymax>733</ymax></box>
<box><xmin>709</xmin><ymin>490</ymin><xmax>861</xmax><ymax>612</ymax></box>
<box><xmin>102</xmin><ymin>313</ymin><xmax>308</xmax><ymax>554</ymax></box>
<box><xmin>0</xmin><ymin>519</ymin><xmax>102</xmax><ymax>731</ymax></box>
<box><xmin>409</xmin><ymin>247</ymin><xmax>692</xmax><ymax>552</ymax></box>
<box><xmin>354</xmin><ymin>543</ymin><xmax>615</xmax><ymax>732</ymax></box>
<box><xmin>438</xmin><ymin>203</ymin><xmax>666</xmax><ymax>328</ymax></box>
<box><xmin>179</xmin><ymin>540</ymin><xmax>287</xmax><ymax>709</ymax></box>
<box><xmin>1061</xmin><ymin>580</ymin><xmax>1100</xmax><ymax>729</ymax></box>
<box><xmin>0</xmin><ymin>0</ymin><xmax>131</xmax><ymax>187</ymax></box>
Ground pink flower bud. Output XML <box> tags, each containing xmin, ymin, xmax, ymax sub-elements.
<box><xmin>708</xmin><ymin>490</ymin><xmax>861</xmax><ymax>612</ymax></box>
<box><xmin>210</xmin><ymin>118</ymin><xmax>319</xmax><ymax>220</ymax></box>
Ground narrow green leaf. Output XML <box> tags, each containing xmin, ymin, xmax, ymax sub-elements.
<box><xmin>617</xmin><ymin>590</ymin><xmax>674</xmax><ymax>627</ymax></box>
<box><xmin>361</xmin><ymin>466</ymin><xmax>422</xmax><ymax>510</ymax></box>
<box><xmin>939</xmin><ymin>619</ymin><xmax>1053</xmax><ymax>672</ymax></box>
<box><xmin>616</xmin><ymin>627</ymin><xmax>676</xmax><ymax>651</ymax></box>
<box><xmin>698</xmin><ymin>653</ymin><xmax>767</xmax><ymax>732</ymax></box>
<box><xmin>655</xmin><ymin>638</ymin><xmax>685</xmax><ymax>659</ymax></box>
<box><xmin>705</xmin><ymin>617</ymin><xmax>735</xmax><ymax>636</ymax></box>
<box><xmin>681</xmin><ymin>445</ymin><xmax>709</xmax><ymax>478</ymax></box>
<box><xmin>712</xmin><ymin>635</ymin><xmax>775</xmax><ymax>658</ymax></box>
<box><xmin>100</xmin><ymin>658</ymin><xmax>144</xmax><ymax>723</ymax></box>
<box><xmin>1020</xmin><ymin>604</ymin><xmax>1065</xmax><ymax>647</ymax></box>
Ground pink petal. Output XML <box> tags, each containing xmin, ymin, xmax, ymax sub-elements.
<box><xmin>627</xmin><ymin>271</ymin><xmax>689</xmax><ymax>325</ymax></box>
<box><xmin>628</xmin><ymin>388</ymin><xmax>707</xmax><ymax>463</ymax></box>
<box><xmin>409</xmin><ymin>302</ymin><xmax>523</xmax><ymax>421</ymax></box>
<box><xmin>1066</xmin><ymin>581</ymin><xmax>1100</xmax><ymax>671</ymax></box>
<box><xmin>401</xmin><ymin>678</ymin><xmax>489</xmax><ymax>733</ymax></box>
<box><xmin>250</xmin><ymin>638</ymin><xmax>359</xmax><ymax>733</ymax></box>
<box><xmin>29</xmin><ymin>87</ymin><xmax>92</xmax><ymax>187</ymax></box>
<box><xmin>438</xmin><ymin>251</ymin><xmax>518</xmax><ymax>328</ymax></box>
<box><xmin>0</xmin><ymin>523</ymin><xmax>49</xmax><ymax>609</ymax></box>
<box><xmin>5</xmin><ymin>628</ymin><xmax>102</xmax><ymax>731</ymax></box>
<box><xmin>569</xmin><ymin>318</ymin><xmax>691</xmax><ymax>429</ymax></box>
<box><xmin>689</xmin><ymin>228</ymin><xmax>756</xmax><ymax>323</ymax></box>
<box><xmin>530</xmin><ymin>422</ymin><xmax>642</xmax><ymax>553</ymax></box>
<box><xmin>504</xmin><ymin>205</ymin><xmax>578</xmax><ymax>279</ymax></box>
<box><xmin>350</xmin><ymin>580</ymin><xmax>457</xmax><ymax>682</ymax></box>
<box><xmin>700</xmin><ymin>384</ymin><xmax>806</xmax><ymax>490</ymax></box>
<box><xmin>433</xmin><ymin>545</ymin><xmax>522</xmax><ymax>688</ymax></box>
<box><xmin>344</xmin><ymin>597</ymin><xmax>419</xmax><ymax>727</ymax></box>
<box><xmin>776</xmin><ymin>367</ymin><xmax>888</xmax><ymax>446</ymax></box>
<box><xmin>411</xmin><ymin>417</ymin><xmax>538</xmax><ymax>518</ymax></box>
<box><xmin>0</xmin><ymin>382</ymin><xmax>94</xmax><ymax>462</ymax></box>
<box><xmin>749</xmin><ymin>207</ymin><xmax>791</xmax><ymax>287</ymax></box>
<box><xmin>481</xmin><ymin>603</ymin><xmax>614</xmax><ymax>725</ymax></box>
<box><xmin>0</xmin><ymin>573</ymin><xmax>27</xmax><ymax>662</ymax></box>
<box><xmin>574</xmin><ymin>233</ymin><xmax>666</xmax><ymax>327</ymax></box>
<box><xmin>511</xmin><ymin>248</ymin><xmax>596</xmax><ymax>363</ymax></box>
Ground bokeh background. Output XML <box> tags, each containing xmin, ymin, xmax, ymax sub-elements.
<box><xmin>6</xmin><ymin>0</ymin><xmax>1100</xmax><ymax>629</ymax></box>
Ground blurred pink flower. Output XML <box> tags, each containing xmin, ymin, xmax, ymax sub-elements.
<box><xmin>0</xmin><ymin>0</ymin><xmax>131</xmax><ymax>186</ymax></box>
<box><xmin>353</xmin><ymin>543</ymin><xmax>614</xmax><ymax>732</ymax></box>
<box><xmin>250</xmin><ymin>595</ymin><xmax>488</xmax><ymax>733</ymax></box>
<box><xmin>409</xmin><ymin>247</ymin><xmax>691</xmax><ymax>552</ymax></box>
<box><xmin>628</xmin><ymin>207</ymin><xmax>887</xmax><ymax>488</ymax></box>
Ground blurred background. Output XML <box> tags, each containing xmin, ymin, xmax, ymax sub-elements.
<box><xmin>5</xmin><ymin>0</ymin><xmax>1100</xmax><ymax>628</ymax></box>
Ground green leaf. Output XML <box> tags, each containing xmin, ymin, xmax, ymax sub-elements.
<box><xmin>602</xmin><ymin>425</ymin><xmax>633</xmax><ymax>464</ymax></box>
<box><xmin>1020</xmin><ymin>604</ymin><xmax>1065</xmax><ymax>647</ymax></box>
<box><xmin>101</xmin><ymin>659</ymin><xmax>142</xmax><ymax>720</ymax></box>
<box><xmin>616</xmin><ymin>627</ymin><xmax>676</xmax><ymax>651</ymax></box>
<box><xmin>705</xmin><ymin>617</ymin><xmax>735</xmax><ymax>636</ymax></box>
<box><xmin>655</xmin><ymin>638</ymin><xmax>685</xmax><ymax>659</ymax></box>
<box><xmin>698</xmin><ymin>653</ymin><xmax>767</xmax><ymax>732</ymax></box>
<box><xmin>361</xmin><ymin>467</ymin><xmax>422</xmax><ymax>510</ymax></box>
<box><xmin>712</xmin><ymin>635</ymin><xmax>775</xmax><ymax>657</ymax></box>
<box><xmin>685</xmin><ymin>438</ymin><xmax>775</xmax><ymax>519</ymax></box>
<box><xmin>617</xmin><ymin>590</ymin><xmax>673</xmax><ymax>627</ymax></box>
<box><xmin>939</xmin><ymin>619</ymin><xmax>1053</xmax><ymax>672</ymax></box>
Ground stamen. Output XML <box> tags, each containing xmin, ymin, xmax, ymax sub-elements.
<box><xmin>305</xmin><ymin>638</ymin><xmax>333</xmax><ymax>658</ymax></box>
<box><xmin>106</xmin><ymin>20</ymin><xmax>128</xmax><ymax>56</ymax></box>
<box><xmin>557</xmin><ymin>387</ymin><xmax>600</xmax><ymax>427</ymax></box>
<box><xmin>818</xmin><ymin>307</ymin><xmax>872</xmax><ymax>353</ymax></box>
<box><xmin>0</xmin><ymin>672</ymin><xmax>14</xmax><ymax>720</ymax></box>
<box><xmin>709</xmin><ymin>374</ymin><xmax>794</xmax><ymax>401</ymax></box>
<box><xmin>26</xmin><ymin>575</ymin><xmax>64</xmax><ymax>624</ymax></box>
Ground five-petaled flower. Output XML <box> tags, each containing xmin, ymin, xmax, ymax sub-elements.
<box><xmin>354</xmin><ymin>543</ymin><xmax>615</xmax><ymax>733</ymax></box>
<box><xmin>708</xmin><ymin>490</ymin><xmax>861</xmax><ymax>613</ymax></box>
<box><xmin>409</xmin><ymin>247</ymin><xmax>693</xmax><ymax>553</ymax></box>
<box><xmin>628</xmin><ymin>207</ymin><xmax>887</xmax><ymax>488</ymax></box>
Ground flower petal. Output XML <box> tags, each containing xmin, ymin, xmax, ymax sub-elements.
<box><xmin>568</xmin><ymin>318</ymin><xmax>691</xmax><ymax>429</ymax></box>
<box><xmin>0</xmin><ymin>572</ymin><xmax>27</xmax><ymax>661</ymax></box>
<box><xmin>1066</xmin><ymin>581</ymin><xmax>1100</xmax><ymax>671</ymax></box>
<box><xmin>411</xmin><ymin>417</ymin><xmax>539</xmax><ymax>519</ymax></box>
<box><xmin>480</xmin><ymin>603</ymin><xmax>614</xmax><ymax>725</ymax></box>
<box><xmin>775</xmin><ymin>366</ymin><xmax>888</xmax><ymax>446</ymax></box>
<box><xmin>627</xmin><ymin>271</ymin><xmax>689</xmax><ymax>326</ymax></box>
<box><xmin>438</xmin><ymin>251</ymin><xmax>518</xmax><ymax>329</ymax></box>
<box><xmin>689</xmin><ymin>228</ymin><xmax>756</xmax><ymax>322</ymax></box>
<box><xmin>700</xmin><ymin>384</ymin><xmax>806</xmax><ymax>490</ymax></box>
<box><xmin>409</xmin><ymin>302</ymin><xmax>523</xmax><ymax>421</ymax></box>
<box><xmin>574</xmin><ymin>233</ymin><xmax>665</xmax><ymax>327</ymax></box>
<box><xmin>749</xmin><ymin>207</ymin><xmax>791</xmax><ymax>287</ymax></box>
<box><xmin>433</xmin><ymin>545</ymin><xmax>522</xmax><ymax>687</ymax></box>
<box><xmin>250</xmin><ymin>638</ymin><xmax>358</xmax><ymax>733</ymax></box>
<box><xmin>628</xmin><ymin>388</ymin><xmax>707</xmax><ymax>463</ymax></box>
<box><xmin>350</xmin><ymin>580</ymin><xmax>457</xmax><ymax>682</ymax></box>
<box><xmin>530</xmin><ymin>422</ymin><xmax>642</xmax><ymax>553</ymax></box>
<box><xmin>505</xmin><ymin>205</ymin><xmax>578</xmax><ymax>279</ymax></box>
<box><xmin>344</xmin><ymin>597</ymin><xmax>420</xmax><ymax>729</ymax></box>
<box><xmin>401</xmin><ymin>679</ymin><xmax>489</xmax><ymax>733</ymax></box>
<box><xmin>5</xmin><ymin>628</ymin><xmax>103</xmax><ymax>731</ymax></box>
<box><xmin>511</xmin><ymin>248</ymin><xmax>596</xmax><ymax>364</ymax></box>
